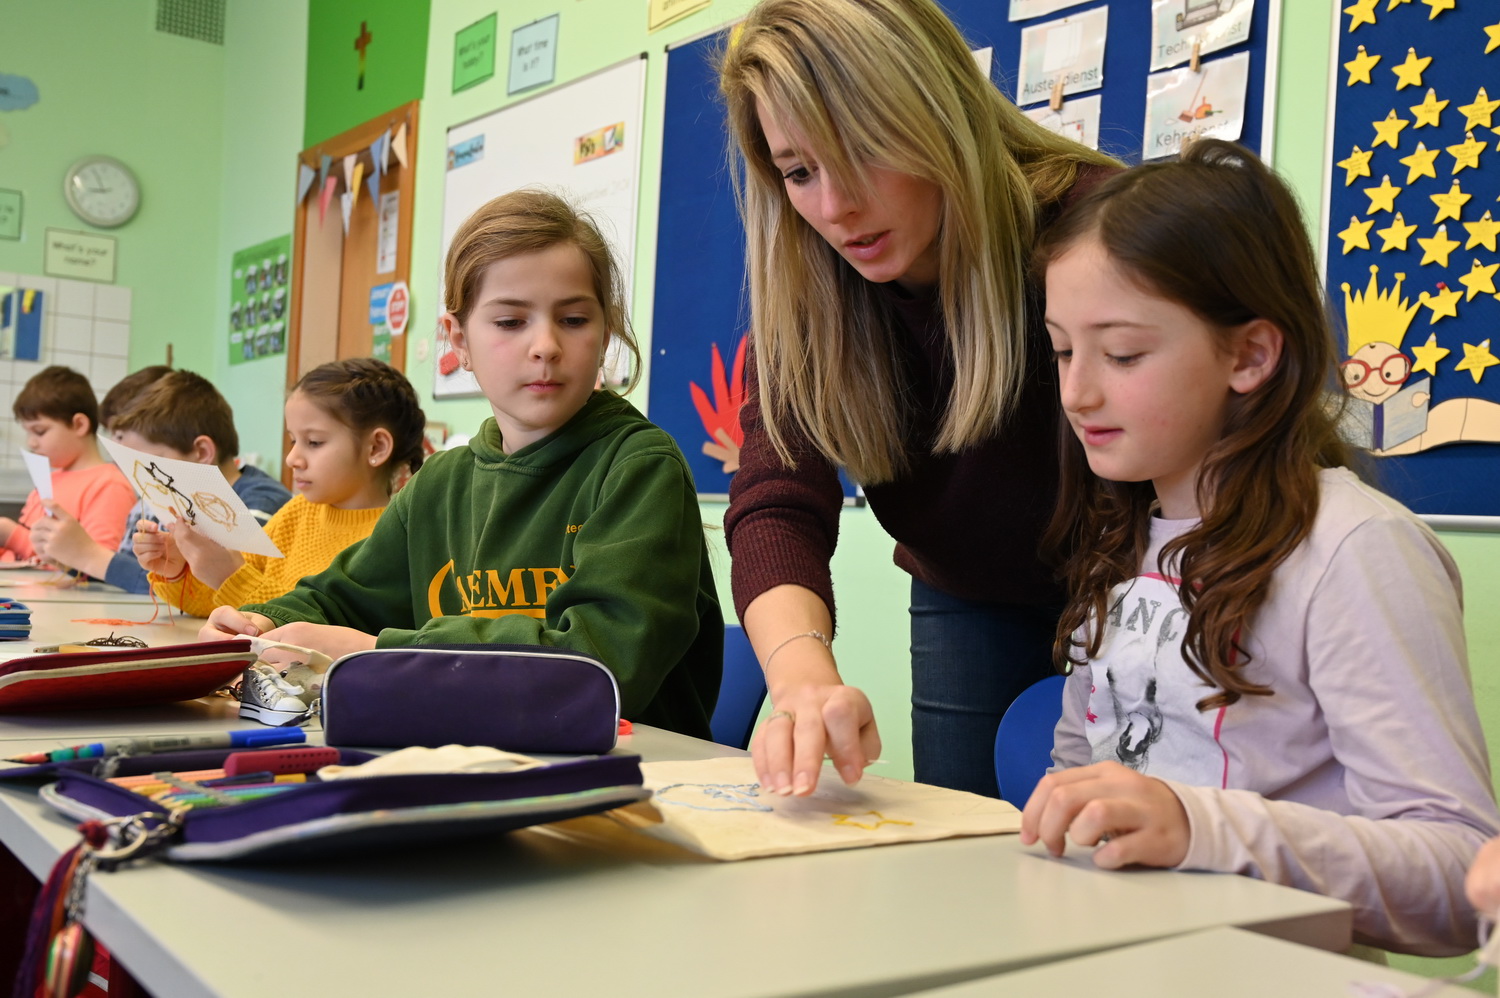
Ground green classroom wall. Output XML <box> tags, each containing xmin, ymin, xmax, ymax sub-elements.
<box><xmin>0</xmin><ymin>1</ymin><xmax>226</xmax><ymax>378</ymax></box>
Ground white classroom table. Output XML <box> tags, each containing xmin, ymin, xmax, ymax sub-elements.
<box><xmin>906</xmin><ymin>926</ymin><xmax>1480</xmax><ymax>997</ymax></box>
<box><xmin>0</xmin><ymin>565</ymin><xmax>157</xmax><ymax>604</ymax></box>
<box><xmin>0</xmin><ymin>717</ymin><xmax>1351</xmax><ymax>998</ymax></box>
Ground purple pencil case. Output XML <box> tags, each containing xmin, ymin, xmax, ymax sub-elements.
<box><xmin>320</xmin><ymin>644</ymin><xmax>622</xmax><ymax>754</ymax></box>
<box><xmin>1</xmin><ymin>747</ymin><xmax>647</xmax><ymax>863</ymax></box>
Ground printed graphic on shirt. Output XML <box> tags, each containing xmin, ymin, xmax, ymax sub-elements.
<box><xmin>426</xmin><ymin>559</ymin><xmax>569</xmax><ymax>619</ymax></box>
<box><xmin>1086</xmin><ymin>573</ymin><xmax>1226</xmax><ymax>787</ymax></box>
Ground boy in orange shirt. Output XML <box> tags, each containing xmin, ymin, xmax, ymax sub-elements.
<box><xmin>0</xmin><ymin>366</ymin><xmax>134</xmax><ymax>561</ymax></box>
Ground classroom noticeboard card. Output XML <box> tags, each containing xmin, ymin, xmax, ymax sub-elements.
<box><xmin>1142</xmin><ymin>51</ymin><xmax>1249</xmax><ymax>161</ymax></box>
<box><xmin>1009</xmin><ymin>0</ymin><xmax>1088</xmax><ymax>22</ymax></box>
<box><xmin>1024</xmin><ymin>93</ymin><xmax>1103</xmax><ymax>149</ymax></box>
<box><xmin>100</xmin><ymin>436</ymin><xmax>284</xmax><ymax>558</ymax></box>
<box><xmin>229</xmin><ymin>235</ymin><xmax>290</xmax><ymax>366</ymax></box>
<box><xmin>453</xmin><ymin>13</ymin><xmax>497</xmax><ymax>93</ymax></box>
<box><xmin>1150</xmin><ymin>0</ymin><xmax>1255</xmax><ymax>72</ymax></box>
<box><xmin>509</xmin><ymin>14</ymin><xmax>559</xmax><ymax>95</ymax></box>
<box><xmin>1016</xmin><ymin>7</ymin><xmax>1108</xmax><ymax>108</ymax></box>
<box><xmin>43</xmin><ymin>229</ymin><xmax>115</xmax><ymax>283</ymax></box>
<box><xmin>648</xmin><ymin>0</ymin><xmax>711</xmax><ymax>33</ymax></box>
<box><xmin>0</xmin><ymin>189</ymin><xmax>19</xmax><ymax>241</ymax></box>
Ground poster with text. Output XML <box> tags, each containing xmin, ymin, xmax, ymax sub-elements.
<box><xmin>1142</xmin><ymin>51</ymin><xmax>1249</xmax><ymax>160</ymax></box>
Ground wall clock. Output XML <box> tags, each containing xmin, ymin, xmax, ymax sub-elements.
<box><xmin>62</xmin><ymin>156</ymin><xmax>140</xmax><ymax>228</ymax></box>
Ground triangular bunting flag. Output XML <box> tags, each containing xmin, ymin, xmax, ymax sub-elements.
<box><xmin>378</xmin><ymin>129</ymin><xmax>391</xmax><ymax>173</ymax></box>
<box><xmin>297</xmin><ymin>163</ymin><xmax>316</xmax><ymax>205</ymax></box>
<box><xmin>366</xmin><ymin>164</ymin><xmax>381</xmax><ymax>206</ymax></box>
<box><xmin>318</xmin><ymin>153</ymin><xmax>332</xmax><ymax>187</ymax></box>
<box><xmin>342</xmin><ymin>154</ymin><xmax>356</xmax><ymax>189</ymax></box>
<box><xmin>340</xmin><ymin>191</ymin><xmax>353</xmax><ymax>235</ymax></box>
<box><xmin>319</xmin><ymin>175</ymin><xmax>338</xmax><ymax>223</ymax></box>
<box><xmin>350</xmin><ymin>162</ymin><xmax>365</xmax><ymax>209</ymax></box>
<box><xmin>392</xmin><ymin>121</ymin><xmax>409</xmax><ymax>170</ymax></box>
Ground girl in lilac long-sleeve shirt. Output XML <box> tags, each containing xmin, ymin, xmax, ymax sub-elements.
<box><xmin>1020</xmin><ymin>140</ymin><xmax>1499</xmax><ymax>956</ymax></box>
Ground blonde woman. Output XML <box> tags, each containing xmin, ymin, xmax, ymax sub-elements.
<box><xmin>721</xmin><ymin>0</ymin><xmax>1118</xmax><ymax>797</ymax></box>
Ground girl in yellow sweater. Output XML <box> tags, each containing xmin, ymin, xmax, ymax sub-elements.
<box><xmin>134</xmin><ymin>358</ymin><xmax>426</xmax><ymax>617</ymax></box>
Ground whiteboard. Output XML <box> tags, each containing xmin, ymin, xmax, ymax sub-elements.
<box><xmin>435</xmin><ymin>55</ymin><xmax>648</xmax><ymax>398</ymax></box>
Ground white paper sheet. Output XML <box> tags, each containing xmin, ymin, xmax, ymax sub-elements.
<box><xmin>19</xmin><ymin>450</ymin><xmax>52</xmax><ymax>502</ymax></box>
<box><xmin>98</xmin><ymin>436</ymin><xmax>283</xmax><ymax>558</ymax></box>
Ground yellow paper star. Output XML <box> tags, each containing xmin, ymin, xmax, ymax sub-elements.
<box><xmin>1458</xmin><ymin>88</ymin><xmax>1500</xmax><ymax>131</ymax></box>
<box><xmin>1459</xmin><ymin>259</ymin><xmax>1500</xmax><ymax>301</ymax></box>
<box><xmin>1421</xmin><ymin>0</ymin><xmax>1454</xmax><ymax>18</ymax></box>
<box><xmin>1387</xmin><ymin>0</ymin><xmax>1413</xmax><ymax>7</ymax></box>
<box><xmin>1344</xmin><ymin>45</ymin><xmax>1382</xmax><ymax>85</ymax></box>
<box><xmin>1420</xmin><ymin>284</ymin><xmax>1462</xmax><ymax>323</ymax></box>
<box><xmin>830</xmin><ymin>810</ymin><xmax>914</xmax><ymax>831</ymax></box>
<box><xmin>1338</xmin><ymin>145</ymin><xmax>1375</xmax><ymax>185</ymax></box>
<box><xmin>1465</xmin><ymin>211</ymin><xmax>1500</xmax><ymax>251</ymax></box>
<box><xmin>1345</xmin><ymin>0</ymin><xmax>1379</xmax><ymax>29</ymax></box>
<box><xmin>1411</xmin><ymin>333</ymin><xmax>1451</xmax><ymax>375</ymax></box>
<box><xmin>1390</xmin><ymin>49</ymin><xmax>1431</xmax><ymax>90</ymax></box>
<box><xmin>1485</xmin><ymin>21</ymin><xmax>1500</xmax><ymax>55</ymax></box>
<box><xmin>1418</xmin><ymin>224</ymin><xmax>1460</xmax><ymax>266</ymax></box>
<box><xmin>1430</xmin><ymin>181</ymin><xmax>1471</xmax><ymax>223</ymax></box>
<box><xmin>1447</xmin><ymin>132</ymin><xmax>1488</xmax><ymax>173</ymax></box>
<box><xmin>1339</xmin><ymin>215</ymin><xmax>1375</xmax><ymax>253</ymax></box>
<box><xmin>1364</xmin><ymin>175</ymin><xmax>1403</xmax><ymax>214</ymax></box>
<box><xmin>1371</xmin><ymin>110</ymin><xmax>1409</xmax><ymax>149</ymax></box>
<box><xmin>1378</xmin><ymin>212</ymin><xmax>1420</xmax><ymax>251</ymax></box>
<box><xmin>1398</xmin><ymin>142</ymin><xmax>1439</xmax><ymax>183</ymax></box>
<box><xmin>1454</xmin><ymin>339</ymin><xmax>1499</xmax><ymax>382</ymax></box>
<box><xmin>1410</xmin><ymin>89</ymin><xmax>1449</xmax><ymax>128</ymax></box>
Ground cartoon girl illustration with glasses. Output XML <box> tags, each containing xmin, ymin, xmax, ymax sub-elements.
<box><xmin>1340</xmin><ymin>267</ymin><xmax>1500</xmax><ymax>456</ymax></box>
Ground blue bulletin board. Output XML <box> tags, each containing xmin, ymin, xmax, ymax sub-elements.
<box><xmin>649</xmin><ymin>2</ymin><xmax>1279</xmax><ymax>500</ymax></box>
<box><xmin>1323</xmin><ymin>3</ymin><xmax>1500</xmax><ymax>517</ymax></box>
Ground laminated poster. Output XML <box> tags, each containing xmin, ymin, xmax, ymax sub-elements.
<box><xmin>1142</xmin><ymin>50</ymin><xmax>1250</xmax><ymax>160</ymax></box>
<box><xmin>1150</xmin><ymin>0</ymin><xmax>1255</xmax><ymax>72</ymax></box>
<box><xmin>1017</xmin><ymin>7</ymin><xmax>1108</xmax><ymax>108</ymax></box>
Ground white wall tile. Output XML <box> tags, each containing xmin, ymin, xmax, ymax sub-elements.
<box><xmin>16</xmin><ymin>276</ymin><xmax>56</xmax><ymax>297</ymax></box>
<box><xmin>90</xmin><ymin>355</ymin><xmax>128</xmax><ymax>392</ymax></box>
<box><xmin>93</xmin><ymin>285</ymin><xmax>132</xmax><ymax>322</ymax></box>
<box><xmin>53</xmin><ymin>280</ymin><xmax>95</xmax><ymax>318</ymax></box>
<box><xmin>53</xmin><ymin>315</ymin><xmax>92</xmax><ymax>355</ymax></box>
<box><xmin>91</xmin><ymin>319</ymin><xmax>130</xmax><ymax>359</ymax></box>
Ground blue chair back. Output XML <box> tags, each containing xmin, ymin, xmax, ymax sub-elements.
<box><xmin>710</xmin><ymin>625</ymin><xmax>768</xmax><ymax>750</ymax></box>
<box><xmin>993</xmin><ymin>674</ymin><xmax>1067</xmax><ymax>804</ymax></box>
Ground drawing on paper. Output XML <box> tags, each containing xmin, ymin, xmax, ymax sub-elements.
<box><xmin>653</xmin><ymin>782</ymin><xmax>773</xmax><ymax>812</ymax></box>
<box><xmin>192</xmin><ymin>491</ymin><xmax>238</xmax><ymax>530</ymax></box>
<box><xmin>136</xmin><ymin>462</ymin><xmax>198</xmax><ymax>525</ymax></box>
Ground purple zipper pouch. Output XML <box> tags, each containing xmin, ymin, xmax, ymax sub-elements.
<box><xmin>320</xmin><ymin>644</ymin><xmax>621</xmax><ymax>754</ymax></box>
<box><xmin>4</xmin><ymin>748</ymin><xmax>647</xmax><ymax>862</ymax></box>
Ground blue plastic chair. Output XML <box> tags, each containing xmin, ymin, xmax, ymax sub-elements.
<box><xmin>710</xmin><ymin>625</ymin><xmax>768</xmax><ymax>750</ymax></box>
<box><xmin>993</xmin><ymin>674</ymin><xmax>1067</xmax><ymax>804</ymax></box>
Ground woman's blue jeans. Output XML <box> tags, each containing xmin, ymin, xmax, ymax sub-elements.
<box><xmin>909</xmin><ymin>578</ymin><xmax>1061</xmax><ymax>798</ymax></box>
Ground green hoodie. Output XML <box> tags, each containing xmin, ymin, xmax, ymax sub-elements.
<box><xmin>245</xmin><ymin>392</ymin><xmax>723</xmax><ymax>738</ymax></box>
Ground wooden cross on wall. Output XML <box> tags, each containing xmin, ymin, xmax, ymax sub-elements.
<box><xmin>354</xmin><ymin>21</ymin><xmax>372</xmax><ymax>90</ymax></box>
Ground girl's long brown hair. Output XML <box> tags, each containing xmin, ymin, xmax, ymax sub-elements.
<box><xmin>1038</xmin><ymin>139</ymin><xmax>1352</xmax><ymax>710</ymax></box>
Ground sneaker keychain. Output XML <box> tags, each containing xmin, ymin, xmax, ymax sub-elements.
<box><xmin>30</xmin><ymin>814</ymin><xmax>182</xmax><ymax>998</ymax></box>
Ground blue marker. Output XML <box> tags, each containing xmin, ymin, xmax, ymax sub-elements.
<box><xmin>5</xmin><ymin>728</ymin><xmax>304</xmax><ymax>765</ymax></box>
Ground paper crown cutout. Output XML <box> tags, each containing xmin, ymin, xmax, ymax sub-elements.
<box><xmin>1342</xmin><ymin>265</ymin><xmax>1421</xmax><ymax>353</ymax></box>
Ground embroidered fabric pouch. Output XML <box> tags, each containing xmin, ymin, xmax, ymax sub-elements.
<box><xmin>0</xmin><ymin>747</ymin><xmax>647</xmax><ymax>862</ymax></box>
<box><xmin>0</xmin><ymin>640</ymin><xmax>257</xmax><ymax>713</ymax></box>
<box><xmin>321</xmin><ymin>644</ymin><xmax>621</xmax><ymax>754</ymax></box>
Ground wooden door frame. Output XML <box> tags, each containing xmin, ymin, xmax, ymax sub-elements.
<box><xmin>287</xmin><ymin>100</ymin><xmax>420</xmax><ymax>394</ymax></box>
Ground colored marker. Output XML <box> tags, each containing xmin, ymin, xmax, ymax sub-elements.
<box><xmin>5</xmin><ymin>728</ymin><xmax>304</xmax><ymax>765</ymax></box>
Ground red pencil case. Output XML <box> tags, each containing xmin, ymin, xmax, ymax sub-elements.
<box><xmin>0</xmin><ymin>640</ymin><xmax>257</xmax><ymax>712</ymax></box>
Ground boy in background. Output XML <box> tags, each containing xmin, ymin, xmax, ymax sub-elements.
<box><xmin>34</xmin><ymin>370</ymin><xmax>291</xmax><ymax>588</ymax></box>
<box><xmin>0</xmin><ymin>366</ymin><xmax>134</xmax><ymax>561</ymax></box>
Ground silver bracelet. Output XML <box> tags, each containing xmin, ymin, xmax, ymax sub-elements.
<box><xmin>763</xmin><ymin>629</ymin><xmax>831</xmax><ymax>670</ymax></box>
